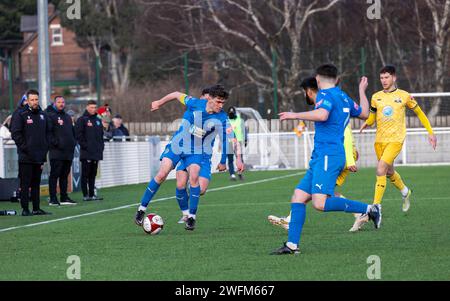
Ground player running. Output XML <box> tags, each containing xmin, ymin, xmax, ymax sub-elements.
<box><xmin>271</xmin><ymin>64</ymin><xmax>380</xmax><ymax>255</ymax></box>
<box><xmin>350</xmin><ymin>65</ymin><xmax>437</xmax><ymax>231</ymax></box>
<box><xmin>174</xmin><ymin>88</ymin><xmax>244</xmax><ymax>224</ymax></box>
<box><xmin>135</xmin><ymin>85</ymin><xmax>243</xmax><ymax>231</ymax></box>
<box><xmin>267</xmin><ymin>77</ymin><xmax>360</xmax><ymax>231</ymax></box>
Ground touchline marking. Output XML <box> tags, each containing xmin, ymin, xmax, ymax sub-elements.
<box><xmin>0</xmin><ymin>172</ymin><xmax>305</xmax><ymax>234</ymax></box>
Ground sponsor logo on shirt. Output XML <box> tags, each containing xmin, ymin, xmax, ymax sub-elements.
<box><xmin>382</xmin><ymin>106</ymin><xmax>394</xmax><ymax>117</ymax></box>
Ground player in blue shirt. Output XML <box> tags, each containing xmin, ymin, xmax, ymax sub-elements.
<box><xmin>135</xmin><ymin>85</ymin><xmax>239</xmax><ymax>231</ymax></box>
<box><xmin>174</xmin><ymin>88</ymin><xmax>244</xmax><ymax>224</ymax></box>
<box><xmin>271</xmin><ymin>64</ymin><xmax>381</xmax><ymax>255</ymax></box>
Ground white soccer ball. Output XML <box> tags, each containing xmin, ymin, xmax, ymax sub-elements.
<box><xmin>142</xmin><ymin>213</ymin><xmax>164</xmax><ymax>235</ymax></box>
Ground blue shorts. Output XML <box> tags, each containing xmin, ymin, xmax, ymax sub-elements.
<box><xmin>296</xmin><ymin>153</ymin><xmax>345</xmax><ymax>196</ymax></box>
<box><xmin>176</xmin><ymin>157</ymin><xmax>212</xmax><ymax>180</ymax></box>
<box><xmin>160</xmin><ymin>144</ymin><xmax>203</xmax><ymax>170</ymax></box>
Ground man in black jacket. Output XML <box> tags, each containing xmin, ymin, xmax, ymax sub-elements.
<box><xmin>46</xmin><ymin>96</ymin><xmax>77</xmax><ymax>206</ymax></box>
<box><xmin>75</xmin><ymin>100</ymin><xmax>104</xmax><ymax>201</ymax></box>
<box><xmin>10</xmin><ymin>89</ymin><xmax>51</xmax><ymax>216</ymax></box>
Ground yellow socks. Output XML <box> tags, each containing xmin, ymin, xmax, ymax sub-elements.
<box><xmin>374</xmin><ymin>176</ymin><xmax>387</xmax><ymax>205</ymax></box>
<box><xmin>388</xmin><ymin>171</ymin><xmax>409</xmax><ymax>197</ymax></box>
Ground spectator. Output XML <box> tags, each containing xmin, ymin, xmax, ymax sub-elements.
<box><xmin>10</xmin><ymin>89</ymin><xmax>51</xmax><ymax>216</ymax></box>
<box><xmin>226</xmin><ymin>106</ymin><xmax>246</xmax><ymax>181</ymax></box>
<box><xmin>0</xmin><ymin>115</ymin><xmax>12</xmax><ymax>141</ymax></box>
<box><xmin>75</xmin><ymin>100</ymin><xmax>104</xmax><ymax>201</ymax></box>
<box><xmin>46</xmin><ymin>96</ymin><xmax>77</xmax><ymax>206</ymax></box>
<box><xmin>97</xmin><ymin>104</ymin><xmax>112</xmax><ymax>123</ymax></box>
<box><xmin>111</xmin><ymin>114</ymin><xmax>130</xmax><ymax>140</ymax></box>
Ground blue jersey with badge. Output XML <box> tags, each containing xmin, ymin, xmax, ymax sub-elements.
<box><xmin>314</xmin><ymin>86</ymin><xmax>362</xmax><ymax>156</ymax></box>
<box><xmin>170</xmin><ymin>95</ymin><xmax>233</xmax><ymax>159</ymax></box>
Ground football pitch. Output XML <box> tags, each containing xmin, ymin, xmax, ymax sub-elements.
<box><xmin>0</xmin><ymin>166</ymin><xmax>449</xmax><ymax>281</ymax></box>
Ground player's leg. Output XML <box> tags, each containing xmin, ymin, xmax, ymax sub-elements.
<box><xmin>228</xmin><ymin>154</ymin><xmax>236</xmax><ymax>180</ymax></box>
<box><xmin>135</xmin><ymin>156</ymin><xmax>176</xmax><ymax>226</ymax></box>
<box><xmin>271</xmin><ymin>164</ymin><xmax>314</xmax><ymax>255</ymax></box>
<box><xmin>175</xmin><ymin>166</ymin><xmax>190</xmax><ymax>224</ymax></box>
<box><xmin>199</xmin><ymin>158</ymin><xmax>212</xmax><ymax>195</ymax></box>
<box><xmin>388</xmin><ymin>165</ymin><xmax>412</xmax><ymax>212</ymax></box>
<box><xmin>309</xmin><ymin>155</ymin><xmax>381</xmax><ymax>229</ymax></box>
<box><xmin>185</xmin><ymin>157</ymin><xmax>202</xmax><ymax>230</ymax></box>
<box><xmin>384</xmin><ymin>143</ymin><xmax>412</xmax><ymax>211</ymax></box>
<box><xmin>268</xmin><ymin>167</ymin><xmax>315</xmax><ymax>231</ymax></box>
<box><xmin>271</xmin><ymin>189</ymin><xmax>311</xmax><ymax>255</ymax></box>
<box><xmin>269</xmin><ymin>169</ymin><xmax>350</xmax><ymax>231</ymax></box>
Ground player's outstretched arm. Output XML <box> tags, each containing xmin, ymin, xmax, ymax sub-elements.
<box><xmin>151</xmin><ymin>92</ymin><xmax>185</xmax><ymax>111</ymax></box>
<box><xmin>357</xmin><ymin>76</ymin><xmax>369</xmax><ymax>120</ymax></box>
<box><xmin>413</xmin><ymin>106</ymin><xmax>437</xmax><ymax>150</ymax></box>
<box><xmin>279</xmin><ymin>109</ymin><xmax>329</xmax><ymax>122</ymax></box>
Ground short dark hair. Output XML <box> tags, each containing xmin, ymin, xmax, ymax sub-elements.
<box><xmin>380</xmin><ymin>65</ymin><xmax>396</xmax><ymax>75</ymax></box>
<box><xmin>53</xmin><ymin>95</ymin><xmax>64</xmax><ymax>102</ymax></box>
<box><xmin>300</xmin><ymin>77</ymin><xmax>318</xmax><ymax>91</ymax></box>
<box><xmin>201</xmin><ymin>87</ymin><xmax>210</xmax><ymax>96</ymax></box>
<box><xmin>315</xmin><ymin>64</ymin><xmax>338</xmax><ymax>79</ymax></box>
<box><xmin>26</xmin><ymin>89</ymin><xmax>39</xmax><ymax>98</ymax></box>
<box><xmin>87</xmin><ymin>100</ymin><xmax>97</xmax><ymax>106</ymax></box>
<box><xmin>208</xmin><ymin>84</ymin><xmax>229</xmax><ymax>100</ymax></box>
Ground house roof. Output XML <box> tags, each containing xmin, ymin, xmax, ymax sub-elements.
<box><xmin>18</xmin><ymin>13</ymin><xmax>59</xmax><ymax>53</ymax></box>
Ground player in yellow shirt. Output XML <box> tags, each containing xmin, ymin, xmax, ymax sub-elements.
<box><xmin>268</xmin><ymin>77</ymin><xmax>360</xmax><ymax>230</ymax></box>
<box><xmin>351</xmin><ymin>65</ymin><xmax>437</xmax><ymax>231</ymax></box>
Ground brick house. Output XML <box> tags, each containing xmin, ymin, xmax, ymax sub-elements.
<box><xmin>17</xmin><ymin>4</ymin><xmax>92</xmax><ymax>93</ymax></box>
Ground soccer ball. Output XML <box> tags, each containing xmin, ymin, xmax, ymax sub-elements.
<box><xmin>142</xmin><ymin>213</ymin><xmax>164</xmax><ymax>235</ymax></box>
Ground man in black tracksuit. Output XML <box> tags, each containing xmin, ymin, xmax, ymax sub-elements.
<box><xmin>10</xmin><ymin>89</ymin><xmax>51</xmax><ymax>216</ymax></box>
<box><xmin>75</xmin><ymin>100</ymin><xmax>104</xmax><ymax>201</ymax></box>
<box><xmin>46</xmin><ymin>96</ymin><xmax>77</xmax><ymax>206</ymax></box>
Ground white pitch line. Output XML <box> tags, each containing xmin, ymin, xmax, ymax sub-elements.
<box><xmin>0</xmin><ymin>172</ymin><xmax>305</xmax><ymax>234</ymax></box>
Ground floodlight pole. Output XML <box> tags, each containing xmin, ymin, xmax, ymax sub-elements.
<box><xmin>37</xmin><ymin>0</ymin><xmax>51</xmax><ymax>109</ymax></box>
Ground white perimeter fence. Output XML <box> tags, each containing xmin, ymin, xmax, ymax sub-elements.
<box><xmin>1</xmin><ymin>128</ymin><xmax>449</xmax><ymax>189</ymax></box>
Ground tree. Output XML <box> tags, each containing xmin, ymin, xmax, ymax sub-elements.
<box><xmin>425</xmin><ymin>0</ymin><xmax>450</xmax><ymax>117</ymax></box>
<box><xmin>59</xmin><ymin>0</ymin><xmax>140</xmax><ymax>95</ymax></box>
<box><xmin>205</xmin><ymin>0</ymin><xmax>340</xmax><ymax>110</ymax></box>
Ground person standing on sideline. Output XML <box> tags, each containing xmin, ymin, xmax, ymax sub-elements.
<box><xmin>10</xmin><ymin>89</ymin><xmax>52</xmax><ymax>216</ymax></box>
<box><xmin>75</xmin><ymin>100</ymin><xmax>104</xmax><ymax>201</ymax></box>
<box><xmin>226</xmin><ymin>106</ymin><xmax>246</xmax><ymax>181</ymax></box>
<box><xmin>46</xmin><ymin>96</ymin><xmax>77</xmax><ymax>206</ymax></box>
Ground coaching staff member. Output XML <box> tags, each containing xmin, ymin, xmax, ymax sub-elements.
<box><xmin>75</xmin><ymin>100</ymin><xmax>104</xmax><ymax>201</ymax></box>
<box><xmin>46</xmin><ymin>96</ymin><xmax>77</xmax><ymax>206</ymax></box>
<box><xmin>11</xmin><ymin>89</ymin><xmax>51</xmax><ymax>216</ymax></box>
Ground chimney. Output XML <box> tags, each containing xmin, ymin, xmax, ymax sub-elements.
<box><xmin>48</xmin><ymin>3</ymin><xmax>55</xmax><ymax>16</ymax></box>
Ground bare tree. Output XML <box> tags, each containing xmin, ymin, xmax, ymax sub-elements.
<box><xmin>425</xmin><ymin>0</ymin><xmax>450</xmax><ymax>117</ymax></box>
<box><xmin>205</xmin><ymin>0</ymin><xmax>340</xmax><ymax>110</ymax></box>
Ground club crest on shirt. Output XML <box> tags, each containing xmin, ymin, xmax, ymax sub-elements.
<box><xmin>96</xmin><ymin>120</ymin><xmax>101</xmax><ymax>126</ymax></box>
<box><xmin>58</xmin><ymin>117</ymin><xmax>64</xmax><ymax>125</ymax></box>
<box><xmin>26</xmin><ymin>116</ymin><xmax>33</xmax><ymax>124</ymax></box>
<box><xmin>87</xmin><ymin>121</ymin><xmax>93</xmax><ymax>127</ymax></box>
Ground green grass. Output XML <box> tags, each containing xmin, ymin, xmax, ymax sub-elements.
<box><xmin>0</xmin><ymin>167</ymin><xmax>449</xmax><ymax>280</ymax></box>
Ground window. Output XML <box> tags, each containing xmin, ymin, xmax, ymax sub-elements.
<box><xmin>51</xmin><ymin>24</ymin><xmax>63</xmax><ymax>46</ymax></box>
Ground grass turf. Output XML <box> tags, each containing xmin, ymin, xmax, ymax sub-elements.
<box><xmin>0</xmin><ymin>166</ymin><xmax>449</xmax><ymax>280</ymax></box>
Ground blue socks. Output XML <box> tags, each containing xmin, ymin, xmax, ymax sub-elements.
<box><xmin>324</xmin><ymin>197</ymin><xmax>368</xmax><ymax>214</ymax></box>
<box><xmin>287</xmin><ymin>203</ymin><xmax>306</xmax><ymax>246</ymax></box>
<box><xmin>188</xmin><ymin>186</ymin><xmax>201</xmax><ymax>216</ymax></box>
<box><xmin>176</xmin><ymin>188</ymin><xmax>189</xmax><ymax>211</ymax></box>
<box><xmin>140</xmin><ymin>179</ymin><xmax>160</xmax><ymax>208</ymax></box>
